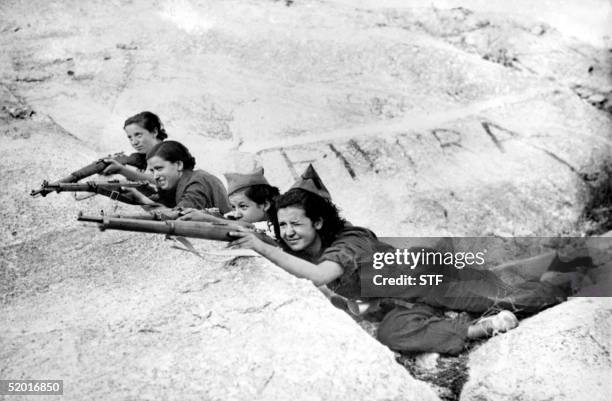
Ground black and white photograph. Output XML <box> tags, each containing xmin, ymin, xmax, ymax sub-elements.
<box><xmin>1</xmin><ymin>0</ymin><xmax>611</xmax><ymax>400</ymax></box>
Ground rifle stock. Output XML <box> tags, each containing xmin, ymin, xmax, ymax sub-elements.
<box><xmin>78</xmin><ymin>213</ymin><xmax>240</xmax><ymax>242</ymax></box>
<box><xmin>31</xmin><ymin>152</ymin><xmax>146</xmax><ymax>197</ymax></box>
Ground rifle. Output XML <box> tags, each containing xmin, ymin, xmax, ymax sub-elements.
<box><xmin>100</xmin><ymin>211</ymin><xmax>178</xmax><ymax>221</ymax></box>
<box><xmin>31</xmin><ymin>152</ymin><xmax>146</xmax><ymax>197</ymax></box>
<box><xmin>102</xmin><ymin>208</ymin><xmax>255</xmax><ymax>228</ymax></box>
<box><xmin>77</xmin><ymin>212</ymin><xmax>241</xmax><ymax>242</ymax></box>
<box><xmin>31</xmin><ymin>179</ymin><xmax>157</xmax><ymax>205</ymax></box>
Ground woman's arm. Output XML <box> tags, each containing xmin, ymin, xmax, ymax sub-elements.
<box><xmin>178</xmin><ymin>208</ymin><xmax>255</xmax><ymax>228</ymax></box>
<box><xmin>121</xmin><ymin>187</ymin><xmax>161</xmax><ymax>206</ymax></box>
<box><xmin>228</xmin><ymin>231</ymin><xmax>344</xmax><ymax>286</ymax></box>
<box><xmin>102</xmin><ymin>159</ymin><xmax>156</xmax><ymax>184</ymax></box>
<box><xmin>116</xmin><ymin>168</ymin><xmax>155</xmax><ymax>183</ymax></box>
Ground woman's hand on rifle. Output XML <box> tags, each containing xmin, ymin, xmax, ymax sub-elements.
<box><xmin>121</xmin><ymin>187</ymin><xmax>157</xmax><ymax>205</ymax></box>
<box><xmin>227</xmin><ymin>226</ymin><xmax>268</xmax><ymax>254</ymax></box>
<box><xmin>177</xmin><ymin>209</ymin><xmax>212</xmax><ymax>221</ymax></box>
<box><xmin>178</xmin><ymin>208</ymin><xmax>256</xmax><ymax>229</ymax></box>
<box><xmin>101</xmin><ymin>158</ymin><xmax>126</xmax><ymax>175</ymax></box>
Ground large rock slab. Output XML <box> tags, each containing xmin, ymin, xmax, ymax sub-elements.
<box><xmin>2</xmin><ymin>0</ymin><xmax>609</xmax><ymax>236</ymax></box>
<box><xmin>0</xmin><ymin>95</ymin><xmax>438</xmax><ymax>400</ymax></box>
<box><xmin>461</xmin><ymin>298</ymin><xmax>612</xmax><ymax>401</ymax></box>
<box><xmin>1</xmin><ymin>235</ymin><xmax>440</xmax><ymax>401</ymax></box>
<box><xmin>256</xmin><ymin>90</ymin><xmax>611</xmax><ymax>235</ymax></box>
<box><xmin>0</xmin><ymin>0</ymin><xmax>551</xmax><ymax>152</ymax></box>
<box><xmin>1</xmin><ymin>2</ymin><xmax>611</xmax><ymax>399</ymax></box>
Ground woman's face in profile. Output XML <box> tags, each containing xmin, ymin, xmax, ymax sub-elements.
<box><xmin>147</xmin><ymin>156</ymin><xmax>183</xmax><ymax>190</ymax></box>
<box><xmin>228</xmin><ymin>190</ymin><xmax>268</xmax><ymax>223</ymax></box>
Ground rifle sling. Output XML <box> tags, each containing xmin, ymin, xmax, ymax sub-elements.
<box><xmin>169</xmin><ymin>236</ymin><xmax>205</xmax><ymax>260</ymax></box>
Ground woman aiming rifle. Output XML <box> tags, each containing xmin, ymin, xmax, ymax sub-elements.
<box><xmin>226</xmin><ymin>164</ymin><xmax>592</xmax><ymax>355</ymax></box>
<box><xmin>31</xmin><ymin>111</ymin><xmax>168</xmax><ymax>199</ymax></box>
<box><xmin>179</xmin><ymin>167</ymin><xmax>280</xmax><ymax>235</ymax></box>
<box><xmin>127</xmin><ymin>140</ymin><xmax>232</xmax><ymax>214</ymax></box>
<box><xmin>100</xmin><ymin>111</ymin><xmax>168</xmax><ymax>182</ymax></box>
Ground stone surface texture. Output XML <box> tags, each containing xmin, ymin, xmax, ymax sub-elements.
<box><xmin>1</xmin><ymin>0</ymin><xmax>611</xmax><ymax>400</ymax></box>
<box><xmin>461</xmin><ymin>298</ymin><xmax>612</xmax><ymax>401</ymax></box>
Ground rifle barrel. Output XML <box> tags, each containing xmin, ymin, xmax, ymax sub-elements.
<box><xmin>104</xmin><ymin>214</ymin><xmax>158</xmax><ymax>220</ymax></box>
<box><xmin>32</xmin><ymin>180</ymin><xmax>153</xmax><ymax>196</ymax></box>
<box><xmin>67</xmin><ymin>153</ymin><xmax>140</xmax><ymax>182</ymax></box>
<box><xmin>79</xmin><ymin>216</ymin><xmax>238</xmax><ymax>241</ymax></box>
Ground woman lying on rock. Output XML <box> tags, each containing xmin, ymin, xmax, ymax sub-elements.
<box><xmin>177</xmin><ymin>167</ymin><xmax>280</xmax><ymax>236</ymax></box>
<box><xmin>101</xmin><ymin>111</ymin><xmax>168</xmax><ymax>182</ymax></box>
<box><xmin>32</xmin><ymin>111</ymin><xmax>168</xmax><ymax>202</ymax></box>
<box><xmin>223</xmin><ymin>167</ymin><xmax>279</xmax><ymax>219</ymax></box>
<box><xmin>223</xmin><ymin>167</ymin><xmax>280</xmax><ymax>236</ymax></box>
<box><xmin>127</xmin><ymin>140</ymin><xmax>231</xmax><ymax>214</ymax></box>
<box><xmin>226</xmin><ymin>164</ymin><xmax>590</xmax><ymax>355</ymax></box>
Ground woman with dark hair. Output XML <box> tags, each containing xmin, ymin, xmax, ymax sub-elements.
<box><xmin>223</xmin><ymin>168</ymin><xmax>280</xmax><ymax>235</ymax></box>
<box><xmin>129</xmin><ymin>140</ymin><xmax>231</xmax><ymax>213</ymax></box>
<box><xmin>227</xmin><ymin>164</ymin><xmax>588</xmax><ymax>355</ymax></box>
<box><xmin>274</xmin><ymin>186</ymin><xmax>345</xmax><ymax>249</ymax></box>
<box><xmin>178</xmin><ymin>167</ymin><xmax>281</xmax><ymax>234</ymax></box>
<box><xmin>101</xmin><ymin>111</ymin><xmax>168</xmax><ymax>182</ymax></box>
<box><xmin>228</xmin><ymin>164</ymin><xmax>376</xmax><ymax>289</ymax></box>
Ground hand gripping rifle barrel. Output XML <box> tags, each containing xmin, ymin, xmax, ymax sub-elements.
<box><xmin>77</xmin><ymin>213</ymin><xmax>238</xmax><ymax>242</ymax></box>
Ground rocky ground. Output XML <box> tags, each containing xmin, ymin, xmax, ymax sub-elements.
<box><xmin>1</xmin><ymin>1</ymin><xmax>611</xmax><ymax>400</ymax></box>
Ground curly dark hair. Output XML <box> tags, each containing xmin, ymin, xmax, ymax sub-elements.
<box><xmin>244</xmin><ymin>184</ymin><xmax>280</xmax><ymax>205</ymax></box>
<box><xmin>124</xmin><ymin>111</ymin><xmax>168</xmax><ymax>141</ymax></box>
<box><xmin>241</xmin><ymin>184</ymin><xmax>281</xmax><ymax>238</ymax></box>
<box><xmin>146</xmin><ymin>140</ymin><xmax>196</xmax><ymax>170</ymax></box>
<box><xmin>275</xmin><ymin>188</ymin><xmax>346</xmax><ymax>248</ymax></box>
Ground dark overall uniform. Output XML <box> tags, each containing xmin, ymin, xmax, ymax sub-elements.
<box><xmin>311</xmin><ymin>225</ymin><xmax>565</xmax><ymax>355</ymax></box>
<box><xmin>155</xmin><ymin>169</ymin><xmax>232</xmax><ymax>214</ymax></box>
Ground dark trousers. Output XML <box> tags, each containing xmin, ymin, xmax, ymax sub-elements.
<box><xmin>377</xmin><ymin>304</ymin><xmax>471</xmax><ymax>355</ymax></box>
<box><xmin>376</xmin><ymin>269</ymin><xmax>566</xmax><ymax>355</ymax></box>
<box><xmin>421</xmin><ymin>269</ymin><xmax>566</xmax><ymax>314</ymax></box>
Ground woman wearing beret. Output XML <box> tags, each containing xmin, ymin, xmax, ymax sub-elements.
<box><xmin>226</xmin><ymin>164</ymin><xmax>587</xmax><ymax>355</ymax></box>
<box><xmin>223</xmin><ymin>167</ymin><xmax>280</xmax><ymax>237</ymax></box>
